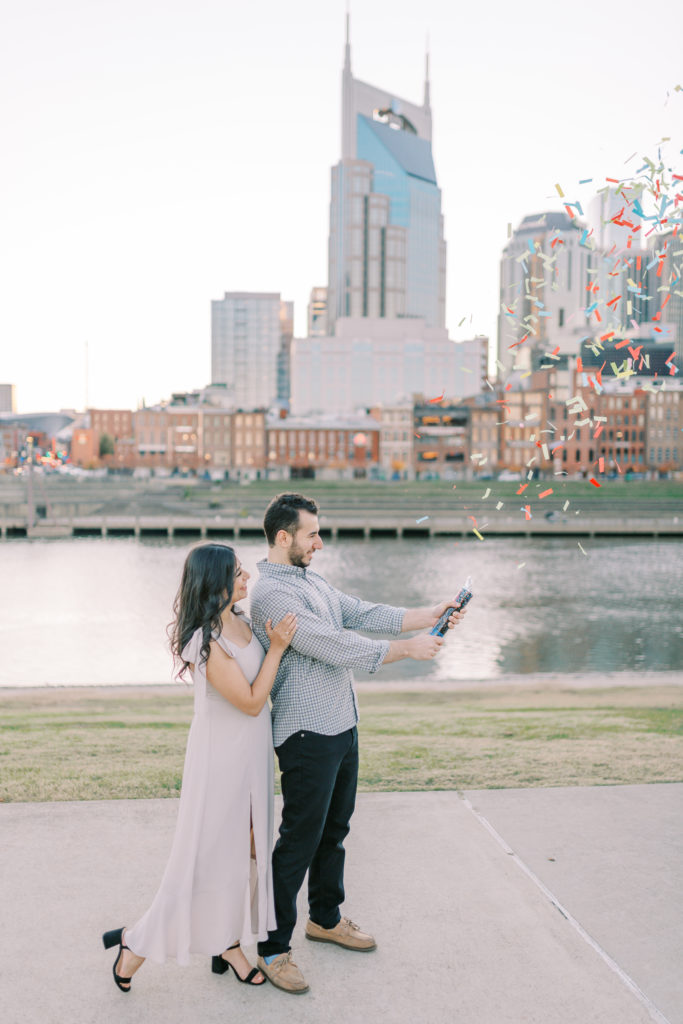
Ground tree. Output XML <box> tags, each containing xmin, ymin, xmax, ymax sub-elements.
<box><xmin>99</xmin><ymin>432</ymin><xmax>115</xmax><ymax>457</ymax></box>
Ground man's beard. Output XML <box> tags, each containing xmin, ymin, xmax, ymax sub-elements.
<box><xmin>288</xmin><ymin>540</ymin><xmax>310</xmax><ymax>568</ymax></box>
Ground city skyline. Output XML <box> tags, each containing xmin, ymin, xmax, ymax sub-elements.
<box><xmin>2</xmin><ymin>0</ymin><xmax>682</xmax><ymax>413</ymax></box>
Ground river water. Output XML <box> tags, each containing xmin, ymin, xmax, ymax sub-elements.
<box><xmin>1</xmin><ymin>535</ymin><xmax>681</xmax><ymax>687</ymax></box>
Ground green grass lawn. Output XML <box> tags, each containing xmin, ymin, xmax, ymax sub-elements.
<box><xmin>187</xmin><ymin>478</ymin><xmax>683</xmax><ymax>504</ymax></box>
<box><xmin>1</xmin><ymin>685</ymin><xmax>681</xmax><ymax>802</ymax></box>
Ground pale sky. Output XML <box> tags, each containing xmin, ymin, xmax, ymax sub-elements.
<box><xmin>2</xmin><ymin>0</ymin><xmax>681</xmax><ymax>413</ymax></box>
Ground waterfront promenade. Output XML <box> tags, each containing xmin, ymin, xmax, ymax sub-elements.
<box><xmin>1</xmin><ymin>476</ymin><xmax>682</xmax><ymax>537</ymax></box>
<box><xmin>2</xmin><ymin>786</ymin><xmax>680</xmax><ymax>1024</ymax></box>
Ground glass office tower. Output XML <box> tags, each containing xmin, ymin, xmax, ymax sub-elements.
<box><xmin>327</xmin><ymin>18</ymin><xmax>446</xmax><ymax>332</ymax></box>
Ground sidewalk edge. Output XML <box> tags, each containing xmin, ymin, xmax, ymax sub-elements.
<box><xmin>458</xmin><ymin>792</ymin><xmax>672</xmax><ymax>1024</ymax></box>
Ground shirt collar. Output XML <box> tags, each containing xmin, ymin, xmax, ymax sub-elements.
<box><xmin>258</xmin><ymin>558</ymin><xmax>307</xmax><ymax>580</ymax></box>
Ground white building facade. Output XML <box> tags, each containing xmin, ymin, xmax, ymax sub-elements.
<box><xmin>211</xmin><ymin>292</ymin><xmax>291</xmax><ymax>410</ymax></box>
<box><xmin>290</xmin><ymin>317</ymin><xmax>484</xmax><ymax>415</ymax></box>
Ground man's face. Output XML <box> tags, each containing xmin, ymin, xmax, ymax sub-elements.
<box><xmin>286</xmin><ymin>509</ymin><xmax>324</xmax><ymax>567</ymax></box>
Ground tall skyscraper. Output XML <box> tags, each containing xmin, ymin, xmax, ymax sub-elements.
<box><xmin>648</xmin><ymin>228</ymin><xmax>683</xmax><ymax>366</ymax></box>
<box><xmin>211</xmin><ymin>292</ymin><xmax>292</xmax><ymax>409</ymax></box>
<box><xmin>326</xmin><ymin>16</ymin><xmax>446</xmax><ymax>333</ymax></box>
<box><xmin>307</xmin><ymin>287</ymin><xmax>328</xmax><ymax>337</ymax></box>
<box><xmin>277</xmin><ymin>300</ymin><xmax>294</xmax><ymax>407</ymax></box>
<box><xmin>0</xmin><ymin>384</ymin><xmax>16</xmax><ymax>413</ymax></box>
<box><xmin>497</xmin><ymin>211</ymin><xmax>588</xmax><ymax>376</ymax></box>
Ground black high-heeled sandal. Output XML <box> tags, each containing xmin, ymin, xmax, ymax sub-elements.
<box><xmin>211</xmin><ymin>942</ymin><xmax>266</xmax><ymax>985</ymax></box>
<box><xmin>102</xmin><ymin>927</ymin><xmax>134</xmax><ymax>993</ymax></box>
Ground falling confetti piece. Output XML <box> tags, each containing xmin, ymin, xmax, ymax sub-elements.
<box><xmin>415</xmin><ymin>516</ymin><xmax>429</xmax><ymax>523</ymax></box>
<box><xmin>517</xmin><ymin>562</ymin><xmax>526</xmax><ymax>569</ymax></box>
<box><xmin>516</xmin><ymin>483</ymin><xmax>528</xmax><ymax>495</ymax></box>
<box><xmin>538</xmin><ymin>489</ymin><xmax>553</xmax><ymax>499</ymax></box>
<box><xmin>481</xmin><ymin>488</ymin><xmax>491</xmax><ymax>499</ymax></box>
<box><xmin>578</xmin><ymin>542</ymin><xmax>588</xmax><ymax>556</ymax></box>
<box><xmin>496</xmin><ymin>501</ymin><xmax>504</xmax><ymax>510</ymax></box>
<box><xmin>562</xmin><ymin>500</ymin><xmax>570</xmax><ymax>511</ymax></box>
<box><xmin>589</xmin><ymin>478</ymin><xmax>601</xmax><ymax>487</ymax></box>
<box><xmin>472</xmin><ymin>528</ymin><xmax>484</xmax><ymax>541</ymax></box>
<box><xmin>555</xmin><ymin>183</ymin><xmax>565</xmax><ymax>197</ymax></box>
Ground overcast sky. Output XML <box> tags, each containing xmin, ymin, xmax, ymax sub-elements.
<box><xmin>2</xmin><ymin>0</ymin><xmax>681</xmax><ymax>413</ymax></box>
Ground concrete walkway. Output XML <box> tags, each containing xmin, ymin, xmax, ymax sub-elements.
<box><xmin>1</xmin><ymin>786</ymin><xmax>680</xmax><ymax>1024</ymax></box>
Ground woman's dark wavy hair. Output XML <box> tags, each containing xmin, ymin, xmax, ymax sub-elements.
<box><xmin>169</xmin><ymin>543</ymin><xmax>238</xmax><ymax>680</ymax></box>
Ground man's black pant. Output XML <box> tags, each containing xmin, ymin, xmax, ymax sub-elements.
<box><xmin>258</xmin><ymin>726</ymin><xmax>358</xmax><ymax>956</ymax></box>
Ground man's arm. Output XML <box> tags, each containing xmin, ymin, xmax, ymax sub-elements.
<box><xmin>253</xmin><ymin>586</ymin><xmax>391</xmax><ymax>674</ymax></box>
<box><xmin>401</xmin><ymin>600</ymin><xmax>468</xmax><ymax>633</ymax></box>
<box><xmin>334</xmin><ymin>585</ymin><xmax>468</xmax><ymax>636</ymax></box>
<box><xmin>382</xmin><ymin>633</ymin><xmax>444</xmax><ymax>664</ymax></box>
<box><xmin>335</xmin><ymin>587</ymin><xmax>405</xmax><ymax>636</ymax></box>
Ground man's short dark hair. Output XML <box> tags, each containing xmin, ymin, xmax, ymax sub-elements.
<box><xmin>263</xmin><ymin>493</ymin><xmax>319</xmax><ymax>546</ymax></box>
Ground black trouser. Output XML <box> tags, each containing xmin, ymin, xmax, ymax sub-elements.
<box><xmin>258</xmin><ymin>726</ymin><xmax>359</xmax><ymax>956</ymax></box>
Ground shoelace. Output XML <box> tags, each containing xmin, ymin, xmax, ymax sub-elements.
<box><xmin>342</xmin><ymin>917</ymin><xmax>360</xmax><ymax>931</ymax></box>
<box><xmin>273</xmin><ymin>952</ymin><xmax>297</xmax><ymax>972</ymax></box>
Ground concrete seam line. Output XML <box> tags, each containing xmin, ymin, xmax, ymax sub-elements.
<box><xmin>458</xmin><ymin>793</ymin><xmax>672</xmax><ymax>1024</ymax></box>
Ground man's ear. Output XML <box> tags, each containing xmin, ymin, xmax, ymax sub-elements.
<box><xmin>276</xmin><ymin>528</ymin><xmax>291</xmax><ymax>548</ymax></box>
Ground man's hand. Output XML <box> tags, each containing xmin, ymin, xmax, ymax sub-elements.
<box><xmin>384</xmin><ymin>632</ymin><xmax>445</xmax><ymax>663</ymax></box>
<box><xmin>428</xmin><ymin>599</ymin><xmax>468</xmax><ymax>633</ymax></box>
<box><xmin>406</xmin><ymin>633</ymin><xmax>445</xmax><ymax>660</ymax></box>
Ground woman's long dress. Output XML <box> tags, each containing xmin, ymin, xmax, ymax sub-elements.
<box><xmin>124</xmin><ymin>626</ymin><xmax>276</xmax><ymax>964</ymax></box>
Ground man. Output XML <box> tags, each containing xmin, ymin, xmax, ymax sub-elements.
<box><xmin>250</xmin><ymin>493</ymin><xmax>467</xmax><ymax>994</ymax></box>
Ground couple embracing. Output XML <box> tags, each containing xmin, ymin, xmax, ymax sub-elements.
<box><xmin>103</xmin><ymin>493</ymin><xmax>467</xmax><ymax>996</ymax></box>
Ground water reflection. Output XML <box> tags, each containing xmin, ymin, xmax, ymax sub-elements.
<box><xmin>1</xmin><ymin>535</ymin><xmax>681</xmax><ymax>687</ymax></box>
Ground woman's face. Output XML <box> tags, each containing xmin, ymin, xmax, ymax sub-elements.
<box><xmin>229</xmin><ymin>559</ymin><xmax>250</xmax><ymax>606</ymax></box>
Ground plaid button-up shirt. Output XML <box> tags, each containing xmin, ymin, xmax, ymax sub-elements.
<box><xmin>250</xmin><ymin>559</ymin><xmax>406</xmax><ymax>747</ymax></box>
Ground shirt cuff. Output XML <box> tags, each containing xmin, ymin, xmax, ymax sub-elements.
<box><xmin>367</xmin><ymin>639</ymin><xmax>391</xmax><ymax>674</ymax></box>
<box><xmin>388</xmin><ymin>606</ymin><xmax>407</xmax><ymax>634</ymax></box>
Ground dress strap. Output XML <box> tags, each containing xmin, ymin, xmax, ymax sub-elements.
<box><xmin>181</xmin><ymin>627</ymin><xmax>204</xmax><ymax>666</ymax></box>
<box><xmin>212</xmin><ymin>632</ymin><xmax>236</xmax><ymax>658</ymax></box>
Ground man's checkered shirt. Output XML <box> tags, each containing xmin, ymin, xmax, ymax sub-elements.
<box><xmin>250</xmin><ymin>559</ymin><xmax>406</xmax><ymax>747</ymax></box>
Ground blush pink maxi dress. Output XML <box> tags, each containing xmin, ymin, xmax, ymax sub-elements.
<box><xmin>124</xmin><ymin>625</ymin><xmax>276</xmax><ymax>965</ymax></box>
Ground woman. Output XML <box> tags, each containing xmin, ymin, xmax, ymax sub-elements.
<box><xmin>102</xmin><ymin>542</ymin><xmax>297</xmax><ymax>990</ymax></box>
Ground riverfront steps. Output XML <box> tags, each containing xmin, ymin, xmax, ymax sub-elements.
<box><xmin>2</xmin><ymin>512</ymin><xmax>681</xmax><ymax>539</ymax></box>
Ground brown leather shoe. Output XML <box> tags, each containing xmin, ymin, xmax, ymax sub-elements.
<box><xmin>256</xmin><ymin>952</ymin><xmax>309</xmax><ymax>994</ymax></box>
<box><xmin>305</xmin><ymin>916</ymin><xmax>377</xmax><ymax>951</ymax></box>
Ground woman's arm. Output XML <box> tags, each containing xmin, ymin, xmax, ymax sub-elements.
<box><xmin>204</xmin><ymin>613</ymin><xmax>297</xmax><ymax>716</ymax></box>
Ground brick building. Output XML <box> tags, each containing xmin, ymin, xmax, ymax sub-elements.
<box><xmin>413</xmin><ymin>399</ymin><xmax>468</xmax><ymax>478</ymax></box>
<box><xmin>496</xmin><ymin>388</ymin><xmax>553</xmax><ymax>476</ymax></box>
<box><xmin>645</xmin><ymin>386</ymin><xmax>682</xmax><ymax>473</ymax></box>
<box><xmin>266</xmin><ymin>414</ymin><xmax>380</xmax><ymax>479</ymax></box>
<box><xmin>368</xmin><ymin>403</ymin><xmax>414</xmax><ymax>479</ymax></box>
